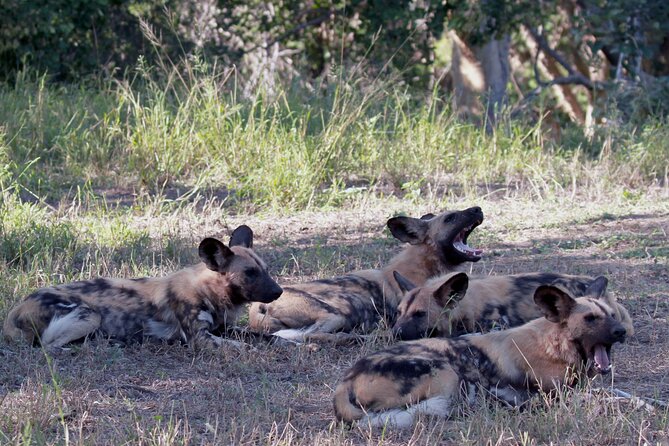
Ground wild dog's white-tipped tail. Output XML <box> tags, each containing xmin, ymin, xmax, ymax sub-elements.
<box><xmin>333</xmin><ymin>381</ymin><xmax>365</xmax><ymax>422</ymax></box>
<box><xmin>359</xmin><ymin>409</ymin><xmax>416</xmax><ymax>429</ymax></box>
<box><xmin>358</xmin><ymin>396</ymin><xmax>452</xmax><ymax>429</ymax></box>
<box><xmin>41</xmin><ymin>307</ymin><xmax>101</xmax><ymax>349</ymax></box>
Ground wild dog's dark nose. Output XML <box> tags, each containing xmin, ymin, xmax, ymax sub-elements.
<box><xmin>467</xmin><ymin>206</ymin><xmax>483</xmax><ymax>217</ymax></box>
<box><xmin>269</xmin><ymin>284</ymin><xmax>283</xmax><ymax>301</ymax></box>
<box><xmin>612</xmin><ymin>326</ymin><xmax>626</xmax><ymax>341</ymax></box>
<box><xmin>392</xmin><ymin>324</ymin><xmax>420</xmax><ymax>341</ymax></box>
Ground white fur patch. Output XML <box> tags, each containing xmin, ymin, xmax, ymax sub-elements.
<box><xmin>197</xmin><ymin>311</ymin><xmax>214</xmax><ymax>325</ymax></box>
<box><xmin>41</xmin><ymin>307</ymin><xmax>100</xmax><ymax>348</ymax></box>
<box><xmin>272</xmin><ymin>328</ymin><xmax>312</xmax><ymax>341</ymax></box>
<box><xmin>360</xmin><ymin>409</ymin><xmax>415</xmax><ymax>429</ymax></box>
<box><xmin>358</xmin><ymin>396</ymin><xmax>452</xmax><ymax>429</ymax></box>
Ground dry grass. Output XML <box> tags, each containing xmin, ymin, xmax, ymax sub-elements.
<box><xmin>1</xmin><ymin>189</ymin><xmax>668</xmax><ymax>445</ymax></box>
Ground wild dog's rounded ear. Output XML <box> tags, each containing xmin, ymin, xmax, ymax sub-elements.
<box><xmin>585</xmin><ymin>276</ymin><xmax>608</xmax><ymax>299</ymax></box>
<box><xmin>387</xmin><ymin>216</ymin><xmax>429</xmax><ymax>245</ymax></box>
<box><xmin>420</xmin><ymin>213</ymin><xmax>436</xmax><ymax>221</ymax></box>
<box><xmin>229</xmin><ymin>225</ymin><xmax>253</xmax><ymax>248</ymax></box>
<box><xmin>393</xmin><ymin>271</ymin><xmax>417</xmax><ymax>293</ymax></box>
<box><xmin>534</xmin><ymin>285</ymin><xmax>576</xmax><ymax>323</ymax></box>
<box><xmin>434</xmin><ymin>272</ymin><xmax>469</xmax><ymax>308</ymax></box>
<box><xmin>199</xmin><ymin>238</ymin><xmax>234</xmax><ymax>271</ymax></box>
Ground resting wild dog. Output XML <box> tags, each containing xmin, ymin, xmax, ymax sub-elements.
<box><xmin>248</xmin><ymin>207</ymin><xmax>484</xmax><ymax>341</ymax></box>
<box><xmin>3</xmin><ymin>225</ymin><xmax>283</xmax><ymax>351</ymax></box>
<box><xmin>333</xmin><ymin>279</ymin><xmax>628</xmax><ymax>428</ymax></box>
<box><xmin>391</xmin><ymin>272</ymin><xmax>634</xmax><ymax>340</ymax></box>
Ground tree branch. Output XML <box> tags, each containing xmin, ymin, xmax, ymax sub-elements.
<box><xmin>243</xmin><ymin>8</ymin><xmax>335</xmax><ymax>55</ymax></box>
<box><xmin>526</xmin><ymin>26</ymin><xmax>598</xmax><ymax>90</ymax></box>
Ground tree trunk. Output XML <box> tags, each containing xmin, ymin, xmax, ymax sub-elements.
<box><xmin>474</xmin><ymin>34</ymin><xmax>510</xmax><ymax>132</ymax></box>
<box><xmin>450</xmin><ymin>31</ymin><xmax>510</xmax><ymax>132</ymax></box>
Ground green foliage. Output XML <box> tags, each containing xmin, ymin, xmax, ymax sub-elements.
<box><xmin>1</xmin><ymin>61</ymin><xmax>667</xmax><ymax>210</ymax></box>
<box><xmin>0</xmin><ymin>195</ymin><xmax>79</xmax><ymax>269</ymax></box>
<box><xmin>577</xmin><ymin>0</ymin><xmax>669</xmax><ymax>76</ymax></box>
<box><xmin>0</xmin><ymin>0</ymin><xmax>170</xmax><ymax>79</ymax></box>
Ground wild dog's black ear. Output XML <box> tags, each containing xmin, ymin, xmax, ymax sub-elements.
<box><xmin>393</xmin><ymin>271</ymin><xmax>417</xmax><ymax>293</ymax></box>
<box><xmin>420</xmin><ymin>213</ymin><xmax>436</xmax><ymax>221</ymax></box>
<box><xmin>387</xmin><ymin>216</ymin><xmax>429</xmax><ymax>245</ymax></box>
<box><xmin>229</xmin><ymin>225</ymin><xmax>253</xmax><ymax>248</ymax></box>
<box><xmin>434</xmin><ymin>272</ymin><xmax>469</xmax><ymax>308</ymax></box>
<box><xmin>199</xmin><ymin>238</ymin><xmax>234</xmax><ymax>271</ymax></box>
<box><xmin>534</xmin><ymin>285</ymin><xmax>576</xmax><ymax>323</ymax></box>
<box><xmin>585</xmin><ymin>276</ymin><xmax>608</xmax><ymax>299</ymax></box>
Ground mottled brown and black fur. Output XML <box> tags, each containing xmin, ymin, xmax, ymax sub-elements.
<box><xmin>333</xmin><ymin>279</ymin><xmax>628</xmax><ymax>428</ymax></box>
<box><xmin>3</xmin><ymin>226</ymin><xmax>283</xmax><ymax>351</ymax></box>
<box><xmin>392</xmin><ymin>272</ymin><xmax>634</xmax><ymax>340</ymax></box>
<box><xmin>248</xmin><ymin>207</ymin><xmax>484</xmax><ymax>341</ymax></box>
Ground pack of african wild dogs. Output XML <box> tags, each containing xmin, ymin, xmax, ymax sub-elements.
<box><xmin>3</xmin><ymin>207</ymin><xmax>635</xmax><ymax>428</ymax></box>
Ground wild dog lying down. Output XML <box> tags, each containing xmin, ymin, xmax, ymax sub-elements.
<box><xmin>3</xmin><ymin>225</ymin><xmax>283</xmax><ymax>351</ymax></box>
<box><xmin>247</xmin><ymin>207</ymin><xmax>484</xmax><ymax>341</ymax></box>
<box><xmin>392</xmin><ymin>272</ymin><xmax>634</xmax><ymax>340</ymax></box>
<box><xmin>333</xmin><ymin>281</ymin><xmax>628</xmax><ymax>428</ymax></box>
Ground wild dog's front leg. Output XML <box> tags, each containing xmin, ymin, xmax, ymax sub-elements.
<box><xmin>488</xmin><ymin>385</ymin><xmax>533</xmax><ymax>408</ymax></box>
<box><xmin>190</xmin><ymin>330</ymin><xmax>245</xmax><ymax>351</ymax></box>
<box><xmin>186</xmin><ymin>311</ymin><xmax>245</xmax><ymax>351</ymax></box>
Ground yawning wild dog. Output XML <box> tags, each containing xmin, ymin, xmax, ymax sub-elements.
<box><xmin>391</xmin><ymin>272</ymin><xmax>634</xmax><ymax>339</ymax></box>
<box><xmin>248</xmin><ymin>207</ymin><xmax>484</xmax><ymax>342</ymax></box>
<box><xmin>333</xmin><ymin>281</ymin><xmax>628</xmax><ymax>428</ymax></box>
<box><xmin>3</xmin><ymin>225</ymin><xmax>283</xmax><ymax>351</ymax></box>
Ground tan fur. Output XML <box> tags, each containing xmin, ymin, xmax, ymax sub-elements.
<box><xmin>248</xmin><ymin>207</ymin><xmax>484</xmax><ymax>340</ymax></box>
<box><xmin>334</xmin><ymin>282</ymin><xmax>629</xmax><ymax>428</ymax></box>
<box><xmin>3</xmin><ymin>226</ymin><xmax>283</xmax><ymax>351</ymax></box>
<box><xmin>393</xmin><ymin>272</ymin><xmax>634</xmax><ymax>340</ymax></box>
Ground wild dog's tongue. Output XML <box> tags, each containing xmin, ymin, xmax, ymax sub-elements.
<box><xmin>594</xmin><ymin>345</ymin><xmax>610</xmax><ymax>371</ymax></box>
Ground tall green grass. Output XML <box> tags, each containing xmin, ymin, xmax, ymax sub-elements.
<box><xmin>0</xmin><ymin>60</ymin><xmax>667</xmax><ymax>210</ymax></box>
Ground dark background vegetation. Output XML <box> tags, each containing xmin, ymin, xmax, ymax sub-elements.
<box><xmin>2</xmin><ymin>0</ymin><xmax>669</xmax><ymax>119</ymax></box>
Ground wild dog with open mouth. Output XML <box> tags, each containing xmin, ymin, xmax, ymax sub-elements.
<box><xmin>248</xmin><ymin>207</ymin><xmax>484</xmax><ymax>342</ymax></box>
<box><xmin>333</xmin><ymin>279</ymin><xmax>628</xmax><ymax>428</ymax></box>
<box><xmin>3</xmin><ymin>225</ymin><xmax>283</xmax><ymax>351</ymax></box>
<box><xmin>391</xmin><ymin>272</ymin><xmax>634</xmax><ymax>340</ymax></box>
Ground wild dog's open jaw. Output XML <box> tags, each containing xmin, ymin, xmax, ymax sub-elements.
<box><xmin>453</xmin><ymin>222</ymin><xmax>483</xmax><ymax>259</ymax></box>
<box><xmin>592</xmin><ymin>345</ymin><xmax>612</xmax><ymax>374</ymax></box>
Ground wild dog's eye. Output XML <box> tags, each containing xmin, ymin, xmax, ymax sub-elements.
<box><xmin>412</xmin><ymin>311</ymin><xmax>427</xmax><ymax>318</ymax></box>
<box><xmin>244</xmin><ymin>268</ymin><xmax>259</xmax><ymax>278</ymax></box>
<box><xmin>584</xmin><ymin>314</ymin><xmax>599</xmax><ymax>322</ymax></box>
<box><xmin>443</xmin><ymin>214</ymin><xmax>456</xmax><ymax>224</ymax></box>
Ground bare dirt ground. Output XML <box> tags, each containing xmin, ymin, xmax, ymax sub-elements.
<box><xmin>1</xmin><ymin>195</ymin><xmax>668</xmax><ymax>445</ymax></box>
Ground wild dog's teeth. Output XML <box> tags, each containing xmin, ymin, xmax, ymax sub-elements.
<box><xmin>453</xmin><ymin>241</ymin><xmax>483</xmax><ymax>256</ymax></box>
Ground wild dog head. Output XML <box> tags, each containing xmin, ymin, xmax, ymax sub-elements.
<box><xmin>387</xmin><ymin>206</ymin><xmax>484</xmax><ymax>267</ymax></box>
<box><xmin>534</xmin><ymin>277</ymin><xmax>627</xmax><ymax>375</ymax></box>
<box><xmin>198</xmin><ymin>225</ymin><xmax>283</xmax><ymax>304</ymax></box>
<box><xmin>391</xmin><ymin>271</ymin><xmax>469</xmax><ymax>340</ymax></box>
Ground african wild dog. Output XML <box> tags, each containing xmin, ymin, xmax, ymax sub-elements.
<box><xmin>333</xmin><ymin>278</ymin><xmax>628</xmax><ymax>428</ymax></box>
<box><xmin>391</xmin><ymin>271</ymin><xmax>634</xmax><ymax>340</ymax></box>
<box><xmin>247</xmin><ymin>207</ymin><xmax>484</xmax><ymax>341</ymax></box>
<box><xmin>3</xmin><ymin>225</ymin><xmax>283</xmax><ymax>351</ymax></box>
